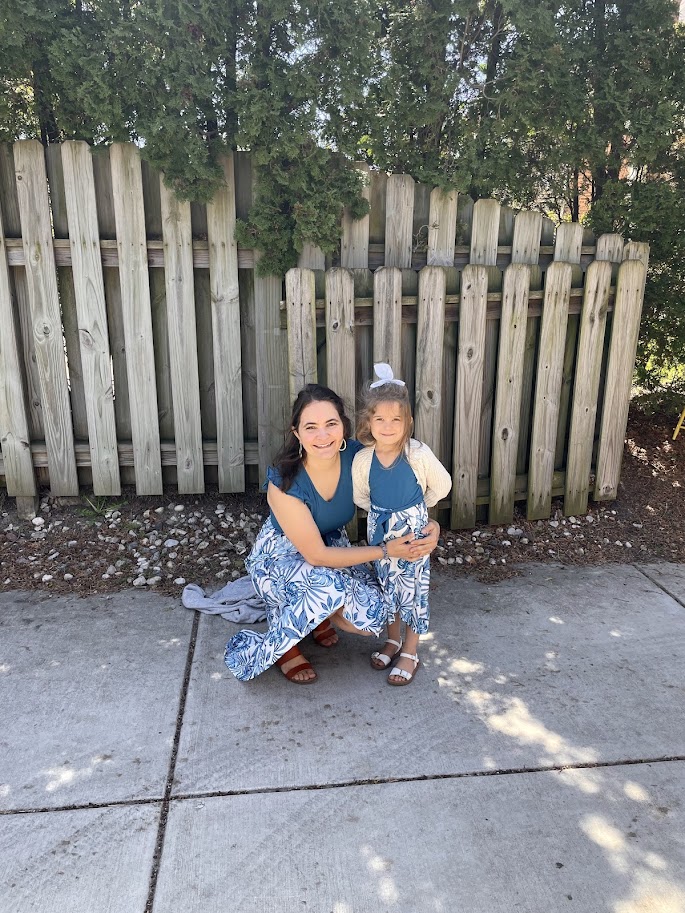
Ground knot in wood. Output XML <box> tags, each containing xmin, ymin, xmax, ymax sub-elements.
<box><xmin>501</xmin><ymin>427</ymin><xmax>509</xmax><ymax>441</ymax></box>
<box><xmin>332</xmin><ymin>320</ymin><xmax>340</xmax><ymax>331</ymax></box>
<box><xmin>42</xmin><ymin>324</ymin><xmax>50</xmax><ymax>337</ymax></box>
<box><xmin>467</xmin><ymin>346</ymin><xmax>474</xmax><ymax>359</ymax></box>
<box><xmin>79</xmin><ymin>329</ymin><xmax>94</xmax><ymax>349</ymax></box>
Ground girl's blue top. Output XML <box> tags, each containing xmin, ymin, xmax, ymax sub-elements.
<box><xmin>367</xmin><ymin>451</ymin><xmax>424</xmax><ymax>545</ymax></box>
<box><xmin>265</xmin><ymin>439</ymin><xmax>364</xmax><ymax>540</ymax></box>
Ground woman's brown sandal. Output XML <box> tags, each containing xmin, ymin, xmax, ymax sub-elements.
<box><xmin>312</xmin><ymin>620</ymin><xmax>339</xmax><ymax>648</ymax></box>
<box><xmin>276</xmin><ymin>645</ymin><xmax>317</xmax><ymax>684</ymax></box>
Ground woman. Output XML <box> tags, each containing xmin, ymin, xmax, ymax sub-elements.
<box><xmin>224</xmin><ymin>384</ymin><xmax>440</xmax><ymax>683</ymax></box>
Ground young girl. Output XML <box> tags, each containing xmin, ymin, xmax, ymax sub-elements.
<box><xmin>352</xmin><ymin>364</ymin><xmax>452</xmax><ymax>685</ymax></box>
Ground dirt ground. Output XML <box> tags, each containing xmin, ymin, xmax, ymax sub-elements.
<box><xmin>1</xmin><ymin>402</ymin><xmax>683</xmax><ymax>597</ymax></box>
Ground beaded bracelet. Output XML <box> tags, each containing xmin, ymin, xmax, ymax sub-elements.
<box><xmin>380</xmin><ymin>541</ymin><xmax>388</xmax><ymax>560</ymax></box>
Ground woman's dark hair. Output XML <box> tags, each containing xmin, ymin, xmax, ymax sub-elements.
<box><xmin>272</xmin><ymin>384</ymin><xmax>352</xmax><ymax>491</ymax></box>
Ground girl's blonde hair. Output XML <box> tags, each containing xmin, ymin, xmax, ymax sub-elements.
<box><xmin>356</xmin><ymin>381</ymin><xmax>413</xmax><ymax>450</ymax></box>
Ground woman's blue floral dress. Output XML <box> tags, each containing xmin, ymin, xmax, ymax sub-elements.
<box><xmin>224</xmin><ymin>442</ymin><xmax>387</xmax><ymax>681</ymax></box>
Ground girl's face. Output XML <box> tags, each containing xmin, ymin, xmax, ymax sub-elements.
<box><xmin>370</xmin><ymin>401</ymin><xmax>409</xmax><ymax>450</ymax></box>
<box><xmin>294</xmin><ymin>400</ymin><xmax>344</xmax><ymax>461</ymax></box>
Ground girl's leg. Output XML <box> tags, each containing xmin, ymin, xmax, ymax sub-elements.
<box><xmin>371</xmin><ymin>615</ymin><xmax>403</xmax><ymax>668</ymax></box>
<box><xmin>388</xmin><ymin>627</ymin><xmax>420</xmax><ymax>683</ymax></box>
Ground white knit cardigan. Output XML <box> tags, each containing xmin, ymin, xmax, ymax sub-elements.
<box><xmin>352</xmin><ymin>439</ymin><xmax>452</xmax><ymax>512</ymax></box>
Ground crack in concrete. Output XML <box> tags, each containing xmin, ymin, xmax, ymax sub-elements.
<box><xmin>3</xmin><ymin>754</ymin><xmax>683</xmax><ymax>817</ymax></box>
<box><xmin>143</xmin><ymin>609</ymin><xmax>200</xmax><ymax>913</ymax></box>
<box><xmin>634</xmin><ymin>563</ymin><xmax>685</xmax><ymax>610</ymax></box>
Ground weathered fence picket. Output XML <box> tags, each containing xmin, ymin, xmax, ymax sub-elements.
<box><xmin>0</xmin><ymin>141</ymin><xmax>650</xmax><ymax>531</ymax></box>
<box><xmin>373</xmin><ymin>267</ymin><xmax>403</xmax><ymax>371</ymax></box>
<box><xmin>553</xmin><ymin>221</ymin><xmax>585</xmax><ymax>474</ymax></box>
<box><xmin>159</xmin><ymin>176</ymin><xmax>204</xmax><ymax>494</ymax></box>
<box><xmin>61</xmin><ymin>141</ymin><xmax>121</xmax><ymax>496</ymax></box>
<box><xmin>325</xmin><ymin>268</ymin><xmax>356</xmax><ymax>410</ymax></box>
<box><xmin>427</xmin><ymin>189</ymin><xmax>458</xmax><ymax>267</ymax></box>
<box><xmin>594</xmin><ymin>258</ymin><xmax>648</xmax><ymax>501</ymax></box>
<box><xmin>285</xmin><ymin>268</ymin><xmax>317</xmax><ymax>399</ymax></box>
<box><xmin>564</xmin><ymin>260</ymin><xmax>613</xmax><ymax>516</ymax></box>
<box><xmin>385</xmin><ymin>174</ymin><xmax>414</xmax><ymax>268</ymax></box>
<box><xmin>206</xmin><ymin>154</ymin><xmax>244</xmax><ymax>493</ymax></box>
<box><xmin>451</xmin><ymin>264</ymin><xmax>488</xmax><ymax>529</ymax></box>
<box><xmin>110</xmin><ymin>142</ymin><xmax>163</xmax><ymax>495</ymax></box>
<box><xmin>415</xmin><ymin>266</ymin><xmax>447</xmax><ymax>463</ymax></box>
<box><xmin>46</xmin><ymin>145</ymin><xmax>89</xmax><ymax>444</ymax></box>
<box><xmin>527</xmin><ymin>262</ymin><xmax>573</xmax><ymax>520</ymax></box>
<box><xmin>0</xmin><ymin>199</ymin><xmax>37</xmax><ymax>513</ymax></box>
<box><xmin>511</xmin><ymin>210</ymin><xmax>542</xmax><ymax>479</ymax></box>
<box><xmin>14</xmin><ymin>140</ymin><xmax>79</xmax><ymax>496</ymax></box>
<box><xmin>489</xmin><ymin>264</ymin><xmax>530</xmax><ymax>525</ymax></box>
<box><xmin>341</xmin><ymin>164</ymin><xmax>371</xmax><ymax>269</ymax></box>
<box><xmin>470</xmin><ymin>199</ymin><xmax>500</xmax><ymax>493</ymax></box>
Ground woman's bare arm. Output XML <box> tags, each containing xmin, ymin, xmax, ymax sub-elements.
<box><xmin>267</xmin><ymin>483</ymin><xmax>417</xmax><ymax>567</ymax></box>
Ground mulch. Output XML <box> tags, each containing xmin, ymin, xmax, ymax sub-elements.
<box><xmin>1</xmin><ymin>403</ymin><xmax>683</xmax><ymax>595</ymax></box>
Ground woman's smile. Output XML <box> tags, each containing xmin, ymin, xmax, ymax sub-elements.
<box><xmin>295</xmin><ymin>401</ymin><xmax>345</xmax><ymax>459</ymax></box>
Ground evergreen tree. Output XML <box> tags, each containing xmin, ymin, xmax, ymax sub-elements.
<box><xmin>0</xmin><ymin>0</ymin><xmax>682</xmax><ymax>383</ymax></box>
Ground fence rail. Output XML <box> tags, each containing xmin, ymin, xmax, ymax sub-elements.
<box><xmin>0</xmin><ymin>140</ymin><xmax>648</xmax><ymax>528</ymax></box>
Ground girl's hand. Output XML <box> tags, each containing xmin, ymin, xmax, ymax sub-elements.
<box><xmin>386</xmin><ymin>534</ymin><xmax>417</xmax><ymax>560</ymax></box>
<box><xmin>408</xmin><ymin>519</ymin><xmax>440</xmax><ymax>559</ymax></box>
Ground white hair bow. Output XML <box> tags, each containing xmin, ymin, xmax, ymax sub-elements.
<box><xmin>370</xmin><ymin>363</ymin><xmax>406</xmax><ymax>388</ymax></box>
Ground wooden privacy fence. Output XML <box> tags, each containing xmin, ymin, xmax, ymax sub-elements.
<box><xmin>0</xmin><ymin>140</ymin><xmax>648</xmax><ymax>528</ymax></box>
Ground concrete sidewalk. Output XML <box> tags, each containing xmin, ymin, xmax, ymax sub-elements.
<box><xmin>1</xmin><ymin>562</ymin><xmax>684</xmax><ymax>913</ymax></box>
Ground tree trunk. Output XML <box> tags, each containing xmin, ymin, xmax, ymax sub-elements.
<box><xmin>32</xmin><ymin>54</ymin><xmax>59</xmax><ymax>145</ymax></box>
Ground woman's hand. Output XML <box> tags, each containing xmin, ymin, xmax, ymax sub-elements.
<box><xmin>385</xmin><ymin>534</ymin><xmax>417</xmax><ymax>560</ymax></box>
<box><xmin>408</xmin><ymin>519</ymin><xmax>440</xmax><ymax>559</ymax></box>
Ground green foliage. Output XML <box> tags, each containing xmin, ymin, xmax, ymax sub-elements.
<box><xmin>0</xmin><ymin>0</ymin><xmax>683</xmax><ymax>379</ymax></box>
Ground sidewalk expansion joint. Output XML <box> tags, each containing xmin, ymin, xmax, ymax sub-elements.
<box><xmin>634</xmin><ymin>564</ymin><xmax>685</xmax><ymax>610</ymax></box>
<box><xmin>3</xmin><ymin>754</ymin><xmax>683</xmax><ymax>815</ymax></box>
<box><xmin>143</xmin><ymin>609</ymin><xmax>200</xmax><ymax>913</ymax></box>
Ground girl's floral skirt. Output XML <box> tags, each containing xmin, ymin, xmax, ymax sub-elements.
<box><xmin>224</xmin><ymin>519</ymin><xmax>387</xmax><ymax>681</ymax></box>
<box><xmin>367</xmin><ymin>500</ymin><xmax>431</xmax><ymax>635</ymax></box>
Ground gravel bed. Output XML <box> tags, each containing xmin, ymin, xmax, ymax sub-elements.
<box><xmin>1</xmin><ymin>407</ymin><xmax>682</xmax><ymax>595</ymax></box>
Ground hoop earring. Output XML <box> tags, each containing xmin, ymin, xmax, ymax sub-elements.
<box><xmin>339</xmin><ymin>439</ymin><xmax>347</xmax><ymax>452</ymax></box>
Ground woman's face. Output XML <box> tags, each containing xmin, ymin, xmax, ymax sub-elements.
<box><xmin>294</xmin><ymin>400</ymin><xmax>344</xmax><ymax>461</ymax></box>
